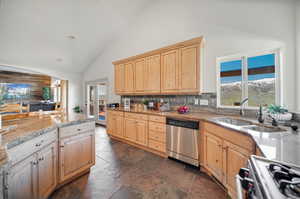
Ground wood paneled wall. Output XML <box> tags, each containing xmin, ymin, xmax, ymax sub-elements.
<box><xmin>0</xmin><ymin>70</ymin><xmax>51</xmax><ymax>100</ymax></box>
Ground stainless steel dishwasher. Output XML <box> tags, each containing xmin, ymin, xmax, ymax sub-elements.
<box><xmin>166</xmin><ymin>117</ymin><xmax>199</xmax><ymax>166</ymax></box>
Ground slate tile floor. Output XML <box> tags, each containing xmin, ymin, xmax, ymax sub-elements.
<box><xmin>50</xmin><ymin>126</ymin><xmax>227</xmax><ymax>199</ymax></box>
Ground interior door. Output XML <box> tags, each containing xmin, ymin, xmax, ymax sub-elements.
<box><xmin>87</xmin><ymin>85</ymin><xmax>96</xmax><ymax>119</ymax></box>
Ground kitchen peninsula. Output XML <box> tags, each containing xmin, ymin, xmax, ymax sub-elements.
<box><xmin>0</xmin><ymin>111</ymin><xmax>95</xmax><ymax>199</ymax></box>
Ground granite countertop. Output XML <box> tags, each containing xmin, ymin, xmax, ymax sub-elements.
<box><xmin>0</xmin><ymin>112</ymin><xmax>95</xmax><ymax>166</ymax></box>
<box><xmin>109</xmin><ymin>108</ymin><xmax>300</xmax><ymax>166</ymax></box>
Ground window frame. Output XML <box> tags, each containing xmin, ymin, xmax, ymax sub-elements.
<box><xmin>216</xmin><ymin>49</ymin><xmax>282</xmax><ymax>110</ymax></box>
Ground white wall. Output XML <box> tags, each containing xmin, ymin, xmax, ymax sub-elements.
<box><xmin>83</xmin><ymin>0</ymin><xmax>297</xmax><ymax>110</ymax></box>
<box><xmin>296</xmin><ymin>1</ymin><xmax>300</xmax><ymax>111</ymax></box>
<box><xmin>0</xmin><ymin>64</ymin><xmax>83</xmax><ymax>114</ymax></box>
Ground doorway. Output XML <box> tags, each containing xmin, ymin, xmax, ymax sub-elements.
<box><xmin>86</xmin><ymin>79</ymin><xmax>108</xmax><ymax>125</ymax></box>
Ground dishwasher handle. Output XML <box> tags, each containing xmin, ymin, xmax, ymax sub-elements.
<box><xmin>166</xmin><ymin>118</ymin><xmax>199</xmax><ymax>129</ymax></box>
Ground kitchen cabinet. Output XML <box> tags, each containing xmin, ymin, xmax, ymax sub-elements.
<box><xmin>135</xmin><ymin>58</ymin><xmax>147</xmax><ymax>93</ymax></box>
<box><xmin>59</xmin><ymin>131</ymin><xmax>95</xmax><ymax>183</ymax></box>
<box><xmin>107</xmin><ymin>111</ymin><xmax>124</xmax><ymax>138</ymax></box>
<box><xmin>124</xmin><ymin>62</ymin><xmax>135</xmax><ymax>94</ymax></box>
<box><xmin>145</xmin><ymin>54</ymin><xmax>161</xmax><ymax>93</ymax></box>
<box><xmin>115</xmin><ymin>64</ymin><xmax>125</xmax><ymax>94</ymax></box>
<box><xmin>6</xmin><ymin>153</ymin><xmax>37</xmax><ymax>199</ymax></box>
<box><xmin>124</xmin><ymin>118</ymin><xmax>137</xmax><ymax>142</ymax></box>
<box><xmin>135</xmin><ymin>120</ymin><xmax>148</xmax><ymax>146</ymax></box>
<box><xmin>203</xmin><ymin>132</ymin><xmax>223</xmax><ymax>182</ymax></box>
<box><xmin>203</xmin><ymin>122</ymin><xmax>254</xmax><ymax>199</ymax></box>
<box><xmin>161</xmin><ymin>49</ymin><xmax>179</xmax><ymax>93</ymax></box>
<box><xmin>223</xmin><ymin>141</ymin><xmax>250</xmax><ymax>198</ymax></box>
<box><xmin>6</xmin><ymin>142</ymin><xmax>57</xmax><ymax>199</ymax></box>
<box><xmin>37</xmin><ymin>142</ymin><xmax>57</xmax><ymax>199</ymax></box>
<box><xmin>113</xmin><ymin>37</ymin><xmax>203</xmax><ymax>95</ymax></box>
<box><xmin>179</xmin><ymin>44</ymin><xmax>199</xmax><ymax>92</ymax></box>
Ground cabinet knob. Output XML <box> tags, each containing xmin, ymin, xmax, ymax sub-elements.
<box><xmin>35</xmin><ymin>143</ymin><xmax>41</xmax><ymax>147</ymax></box>
<box><xmin>60</xmin><ymin>145</ymin><xmax>64</xmax><ymax>148</ymax></box>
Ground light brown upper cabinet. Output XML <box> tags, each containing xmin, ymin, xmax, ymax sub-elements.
<box><xmin>145</xmin><ymin>54</ymin><xmax>161</xmax><ymax>93</ymax></box>
<box><xmin>115</xmin><ymin>64</ymin><xmax>125</xmax><ymax>94</ymax></box>
<box><xmin>161</xmin><ymin>49</ymin><xmax>179</xmax><ymax>93</ymax></box>
<box><xmin>179</xmin><ymin>44</ymin><xmax>199</xmax><ymax>92</ymax></box>
<box><xmin>134</xmin><ymin>58</ymin><xmax>147</xmax><ymax>93</ymax></box>
<box><xmin>113</xmin><ymin>37</ymin><xmax>203</xmax><ymax>95</ymax></box>
<box><xmin>124</xmin><ymin>62</ymin><xmax>135</xmax><ymax>94</ymax></box>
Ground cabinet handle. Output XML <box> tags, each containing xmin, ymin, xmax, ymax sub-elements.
<box><xmin>60</xmin><ymin>145</ymin><xmax>64</xmax><ymax>148</ymax></box>
<box><xmin>38</xmin><ymin>157</ymin><xmax>44</xmax><ymax>162</ymax></box>
<box><xmin>35</xmin><ymin>143</ymin><xmax>41</xmax><ymax>147</ymax></box>
<box><xmin>32</xmin><ymin>161</ymin><xmax>38</xmax><ymax>165</ymax></box>
<box><xmin>77</xmin><ymin>128</ymin><xmax>81</xmax><ymax>131</ymax></box>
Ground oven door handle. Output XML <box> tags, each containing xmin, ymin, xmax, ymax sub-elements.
<box><xmin>236</xmin><ymin>175</ymin><xmax>244</xmax><ymax>199</ymax></box>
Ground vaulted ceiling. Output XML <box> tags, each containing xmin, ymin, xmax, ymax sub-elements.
<box><xmin>0</xmin><ymin>0</ymin><xmax>152</xmax><ymax>73</ymax></box>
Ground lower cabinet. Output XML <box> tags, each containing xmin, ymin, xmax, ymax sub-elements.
<box><xmin>6</xmin><ymin>142</ymin><xmax>57</xmax><ymax>199</ymax></box>
<box><xmin>223</xmin><ymin>141</ymin><xmax>250</xmax><ymax>198</ymax></box>
<box><xmin>203</xmin><ymin>133</ymin><xmax>223</xmax><ymax>182</ymax></box>
<box><xmin>107</xmin><ymin>111</ymin><xmax>124</xmax><ymax>138</ymax></box>
<box><xmin>37</xmin><ymin>142</ymin><xmax>57</xmax><ymax>199</ymax></box>
<box><xmin>58</xmin><ymin>131</ymin><xmax>95</xmax><ymax>183</ymax></box>
<box><xmin>203</xmin><ymin>122</ymin><xmax>253</xmax><ymax>199</ymax></box>
<box><xmin>124</xmin><ymin>118</ymin><xmax>148</xmax><ymax>146</ymax></box>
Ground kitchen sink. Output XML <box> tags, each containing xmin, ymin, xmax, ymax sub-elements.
<box><xmin>243</xmin><ymin>125</ymin><xmax>286</xmax><ymax>133</ymax></box>
<box><xmin>215</xmin><ymin>117</ymin><xmax>253</xmax><ymax>126</ymax></box>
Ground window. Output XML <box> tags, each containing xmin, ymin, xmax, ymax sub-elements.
<box><xmin>217</xmin><ymin>50</ymin><xmax>281</xmax><ymax>108</ymax></box>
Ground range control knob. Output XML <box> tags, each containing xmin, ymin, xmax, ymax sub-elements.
<box><xmin>241</xmin><ymin>177</ymin><xmax>254</xmax><ymax>190</ymax></box>
<box><xmin>239</xmin><ymin>168</ymin><xmax>250</xmax><ymax>178</ymax></box>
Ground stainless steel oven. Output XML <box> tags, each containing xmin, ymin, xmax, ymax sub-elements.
<box><xmin>166</xmin><ymin>118</ymin><xmax>199</xmax><ymax>166</ymax></box>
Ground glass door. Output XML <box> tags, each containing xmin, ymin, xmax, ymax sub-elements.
<box><xmin>86</xmin><ymin>82</ymin><xmax>108</xmax><ymax>125</ymax></box>
<box><xmin>87</xmin><ymin>84</ymin><xmax>96</xmax><ymax>118</ymax></box>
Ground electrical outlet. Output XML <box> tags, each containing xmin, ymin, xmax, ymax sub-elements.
<box><xmin>200</xmin><ymin>99</ymin><xmax>209</xmax><ymax>106</ymax></box>
<box><xmin>194</xmin><ymin>98</ymin><xmax>199</xmax><ymax>105</ymax></box>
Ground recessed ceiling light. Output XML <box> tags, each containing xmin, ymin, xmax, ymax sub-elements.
<box><xmin>66</xmin><ymin>35</ymin><xmax>76</xmax><ymax>40</ymax></box>
<box><xmin>56</xmin><ymin>58</ymin><xmax>63</xmax><ymax>62</ymax></box>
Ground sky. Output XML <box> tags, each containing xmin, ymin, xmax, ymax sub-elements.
<box><xmin>220</xmin><ymin>53</ymin><xmax>275</xmax><ymax>83</ymax></box>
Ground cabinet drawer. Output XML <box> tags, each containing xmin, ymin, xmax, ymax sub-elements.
<box><xmin>148</xmin><ymin>139</ymin><xmax>166</xmax><ymax>153</ymax></box>
<box><xmin>59</xmin><ymin>121</ymin><xmax>95</xmax><ymax>138</ymax></box>
<box><xmin>149</xmin><ymin>130</ymin><xmax>166</xmax><ymax>143</ymax></box>
<box><xmin>108</xmin><ymin>111</ymin><xmax>123</xmax><ymax>117</ymax></box>
<box><xmin>204</xmin><ymin>122</ymin><xmax>254</xmax><ymax>152</ymax></box>
<box><xmin>148</xmin><ymin>115</ymin><xmax>165</xmax><ymax>123</ymax></box>
<box><xmin>8</xmin><ymin>129</ymin><xmax>58</xmax><ymax>166</ymax></box>
<box><xmin>149</xmin><ymin>122</ymin><xmax>166</xmax><ymax>132</ymax></box>
<box><xmin>125</xmin><ymin>113</ymin><xmax>148</xmax><ymax>120</ymax></box>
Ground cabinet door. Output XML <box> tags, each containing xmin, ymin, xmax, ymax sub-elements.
<box><xmin>59</xmin><ymin>131</ymin><xmax>95</xmax><ymax>183</ymax></box>
<box><xmin>146</xmin><ymin>54</ymin><xmax>161</xmax><ymax>93</ymax></box>
<box><xmin>161</xmin><ymin>49</ymin><xmax>179</xmax><ymax>92</ymax></box>
<box><xmin>114</xmin><ymin>116</ymin><xmax>124</xmax><ymax>138</ymax></box>
<box><xmin>135</xmin><ymin>58</ymin><xmax>146</xmax><ymax>93</ymax></box>
<box><xmin>115</xmin><ymin>64</ymin><xmax>125</xmax><ymax>94</ymax></box>
<box><xmin>135</xmin><ymin>120</ymin><xmax>148</xmax><ymax>146</ymax></box>
<box><xmin>124</xmin><ymin>62</ymin><xmax>135</xmax><ymax>93</ymax></box>
<box><xmin>179</xmin><ymin>45</ymin><xmax>199</xmax><ymax>92</ymax></box>
<box><xmin>204</xmin><ymin>132</ymin><xmax>223</xmax><ymax>182</ymax></box>
<box><xmin>7</xmin><ymin>154</ymin><xmax>38</xmax><ymax>199</ymax></box>
<box><xmin>106</xmin><ymin>112</ymin><xmax>115</xmax><ymax>135</ymax></box>
<box><xmin>37</xmin><ymin>142</ymin><xmax>57</xmax><ymax>199</ymax></box>
<box><xmin>124</xmin><ymin>118</ymin><xmax>136</xmax><ymax>142</ymax></box>
<box><xmin>223</xmin><ymin>141</ymin><xmax>250</xmax><ymax>198</ymax></box>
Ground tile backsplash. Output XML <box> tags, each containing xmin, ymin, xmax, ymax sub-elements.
<box><xmin>121</xmin><ymin>93</ymin><xmax>217</xmax><ymax>109</ymax></box>
<box><xmin>121</xmin><ymin>93</ymin><xmax>259</xmax><ymax>118</ymax></box>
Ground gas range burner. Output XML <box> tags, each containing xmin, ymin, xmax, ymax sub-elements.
<box><xmin>269</xmin><ymin>163</ymin><xmax>300</xmax><ymax>198</ymax></box>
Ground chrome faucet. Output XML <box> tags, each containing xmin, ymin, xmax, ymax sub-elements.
<box><xmin>239</xmin><ymin>98</ymin><xmax>248</xmax><ymax>116</ymax></box>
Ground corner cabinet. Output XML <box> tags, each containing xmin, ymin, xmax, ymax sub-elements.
<box><xmin>113</xmin><ymin>37</ymin><xmax>203</xmax><ymax>95</ymax></box>
<box><xmin>203</xmin><ymin>122</ymin><xmax>254</xmax><ymax>199</ymax></box>
<box><xmin>58</xmin><ymin>130</ymin><xmax>95</xmax><ymax>183</ymax></box>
